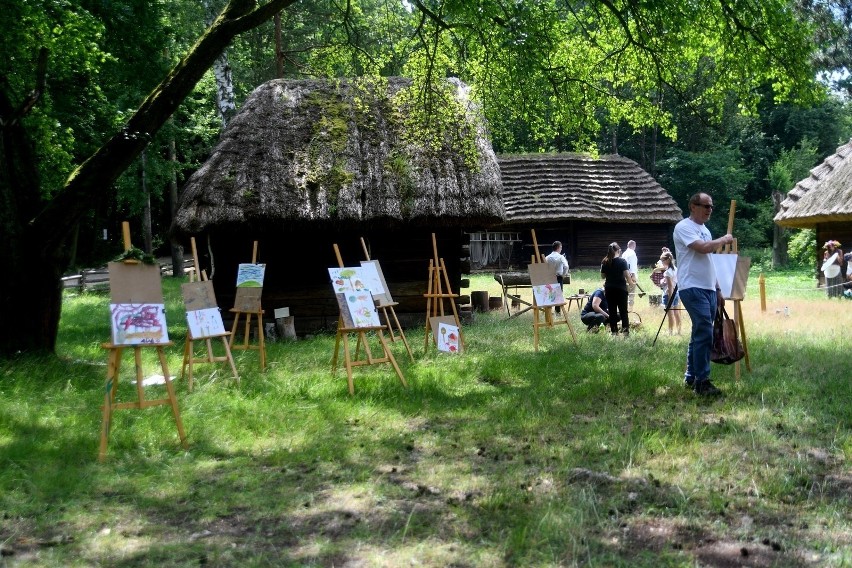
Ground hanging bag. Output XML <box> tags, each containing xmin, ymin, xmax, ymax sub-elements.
<box><xmin>710</xmin><ymin>306</ymin><xmax>745</xmax><ymax>364</ymax></box>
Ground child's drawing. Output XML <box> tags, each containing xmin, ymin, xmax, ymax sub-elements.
<box><xmin>328</xmin><ymin>267</ymin><xmax>364</xmax><ymax>293</ymax></box>
<box><xmin>532</xmin><ymin>283</ymin><xmax>565</xmax><ymax>307</ymax></box>
<box><xmin>437</xmin><ymin>322</ymin><xmax>460</xmax><ymax>353</ymax></box>
<box><xmin>186</xmin><ymin>307</ymin><xmax>225</xmax><ymax>338</ymax></box>
<box><xmin>343</xmin><ymin>291</ymin><xmax>380</xmax><ymax>328</ymax></box>
<box><xmin>236</xmin><ymin>263</ymin><xmax>266</xmax><ymax>288</ymax></box>
<box><xmin>110</xmin><ymin>303</ymin><xmax>169</xmax><ymax>345</ymax></box>
<box><xmin>357</xmin><ymin>262</ymin><xmax>386</xmax><ymax>295</ymax></box>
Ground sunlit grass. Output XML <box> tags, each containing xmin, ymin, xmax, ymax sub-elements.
<box><xmin>0</xmin><ymin>268</ymin><xmax>850</xmax><ymax>566</ymax></box>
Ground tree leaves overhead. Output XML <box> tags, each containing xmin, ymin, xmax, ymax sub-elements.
<box><xmin>403</xmin><ymin>0</ymin><xmax>820</xmax><ymax>151</ymax></box>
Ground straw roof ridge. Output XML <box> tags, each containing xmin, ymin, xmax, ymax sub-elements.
<box><xmin>172</xmin><ymin>77</ymin><xmax>503</xmax><ymax>237</ymax></box>
<box><xmin>498</xmin><ymin>153</ymin><xmax>682</xmax><ymax>224</ymax></box>
<box><xmin>775</xmin><ymin>138</ymin><xmax>852</xmax><ymax>228</ymax></box>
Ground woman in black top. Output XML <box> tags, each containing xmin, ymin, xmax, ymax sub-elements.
<box><xmin>600</xmin><ymin>242</ymin><xmax>631</xmax><ymax>335</ymax></box>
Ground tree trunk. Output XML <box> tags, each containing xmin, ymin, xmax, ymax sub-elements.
<box><xmin>274</xmin><ymin>12</ymin><xmax>284</xmax><ymax>77</ymax></box>
<box><xmin>205</xmin><ymin>0</ymin><xmax>238</xmax><ymax>127</ymax></box>
<box><xmin>141</xmin><ymin>150</ymin><xmax>153</xmax><ymax>254</ymax></box>
<box><xmin>168</xmin><ymin>138</ymin><xmax>185</xmax><ymax>278</ymax></box>
<box><xmin>0</xmin><ymin>0</ymin><xmax>298</xmax><ymax>355</ymax></box>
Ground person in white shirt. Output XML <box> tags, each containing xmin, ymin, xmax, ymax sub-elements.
<box><xmin>673</xmin><ymin>193</ymin><xmax>733</xmax><ymax>397</ymax></box>
<box><xmin>622</xmin><ymin>240</ymin><xmax>639</xmax><ymax>307</ymax></box>
<box><xmin>544</xmin><ymin>241</ymin><xmax>570</xmax><ymax>313</ymax></box>
<box><xmin>659</xmin><ymin>250</ymin><xmax>681</xmax><ymax>335</ymax></box>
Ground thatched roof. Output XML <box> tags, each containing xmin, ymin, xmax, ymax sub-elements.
<box><xmin>498</xmin><ymin>153</ymin><xmax>682</xmax><ymax>224</ymax></box>
<box><xmin>172</xmin><ymin>77</ymin><xmax>503</xmax><ymax>237</ymax></box>
<box><xmin>774</xmin><ymin>139</ymin><xmax>852</xmax><ymax>228</ymax></box>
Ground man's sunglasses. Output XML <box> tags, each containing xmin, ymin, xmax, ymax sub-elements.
<box><xmin>695</xmin><ymin>203</ymin><xmax>714</xmax><ymax>210</ymax></box>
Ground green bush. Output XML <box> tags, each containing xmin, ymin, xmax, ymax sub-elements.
<box><xmin>788</xmin><ymin>228</ymin><xmax>816</xmax><ymax>267</ymax></box>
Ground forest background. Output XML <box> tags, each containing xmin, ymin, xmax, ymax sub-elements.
<box><xmin>3</xmin><ymin>0</ymin><xmax>852</xmax><ymax>354</ymax></box>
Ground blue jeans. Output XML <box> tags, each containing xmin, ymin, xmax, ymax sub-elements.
<box><xmin>679</xmin><ymin>287</ymin><xmax>717</xmax><ymax>382</ymax></box>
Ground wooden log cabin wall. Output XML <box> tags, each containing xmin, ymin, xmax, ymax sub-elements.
<box><xmin>192</xmin><ymin>228</ymin><xmax>463</xmax><ymax>335</ymax></box>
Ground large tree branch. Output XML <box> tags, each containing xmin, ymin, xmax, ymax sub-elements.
<box><xmin>29</xmin><ymin>0</ymin><xmax>299</xmax><ymax>253</ymax></box>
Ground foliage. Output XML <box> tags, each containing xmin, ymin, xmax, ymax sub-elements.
<box><xmin>112</xmin><ymin>246</ymin><xmax>157</xmax><ymax>265</ymax></box>
<box><xmin>788</xmin><ymin>228</ymin><xmax>818</xmax><ymax>267</ymax></box>
<box><xmin>0</xmin><ymin>269</ymin><xmax>849</xmax><ymax>565</ymax></box>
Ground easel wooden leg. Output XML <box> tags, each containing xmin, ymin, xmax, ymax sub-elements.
<box><xmin>388</xmin><ymin>305</ymin><xmax>413</xmax><ymax>361</ymax></box>
<box><xmin>342</xmin><ymin>332</ymin><xmax>355</xmax><ymax>396</ymax></box>
<box><xmin>257</xmin><ymin>311</ymin><xmax>266</xmax><ymax>370</ymax></box>
<box><xmin>243</xmin><ymin>313</ymin><xmax>252</xmax><ymax>351</ymax></box>
<box><xmin>229</xmin><ymin>312</ymin><xmax>242</xmax><ymax>349</ymax></box>
<box><xmin>181</xmin><ymin>338</ymin><xmax>191</xmax><ymax>379</ymax></box>
<box><xmin>222</xmin><ymin>337</ymin><xmax>239</xmax><ymax>383</ymax></box>
<box><xmin>378</xmin><ymin>328</ymin><xmax>407</xmax><ymax>388</ymax></box>
<box><xmin>424</xmin><ymin>259</ymin><xmax>434</xmax><ymax>352</ymax></box>
<box><xmin>186</xmin><ymin>338</ymin><xmax>195</xmax><ymax>392</ymax></box>
<box><xmin>156</xmin><ymin>347</ymin><xmax>188</xmax><ymax>449</ymax></box>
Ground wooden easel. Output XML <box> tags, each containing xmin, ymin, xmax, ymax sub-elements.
<box><xmin>228</xmin><ymin>241</ymin><xmax>266</xmax><ymax>371</ymax></box>
<box><xmin>98</xmin><ymin>222</ymin><xmax>188</xmax><ymax>462</ymax></box>
<box><xmin>423</xmin><ymin>233</ymin><xmax>464</xmax><ymax>352</ymax></box>
<box><xmin>529</xmin><ymin>229</ymin><xmax>578</xmax><ymax>351</ymax></box>
<box><xmin>720</xmin><ymin>201</ymin><xmax>751</xmax><ymax>378</ymax></box>
<box><xmin>330</xmin><ymin>244</ymin><xmax>408</xmax><ymax>395</ymax></box>
<box><xmin>360</xmin><ymin>237</ymin><xmax>413</xmax><ymax>361</ymax></box>
<box><xmin>180</xmin><ymin>237</ymin><xmax>239</xmax><ymax>390</ymax></box>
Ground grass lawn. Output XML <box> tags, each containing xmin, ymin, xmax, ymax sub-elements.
<box><xmin>1</xmin><ymin>267</ymin><xmax>850</xmax><ymax>567</ymax></box>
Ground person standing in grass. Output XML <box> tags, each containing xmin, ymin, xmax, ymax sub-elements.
<box><xmin>673</xmin><ymin>193</ymin><xmax>733</xmax><ymax>396</ymax></box>
<box><xmin>659</xmin><ymin>250</ymin><xmax>681</xmax><ymax>335</ymax></box>
<box><xmin>622</xmin><ymin>240</ymin><xmax>639</xmax><ymax>308</ymax></box>
<box><xmin>822</xmin><ymin>240</ymin><xmax>844</xmax><ymax>298</ymax></box>
<box><xmin>545</xmin><ymin>240</ymin><xmax>570</xmax><ymax>313</ymax></box>
<box><xmin>600</xmin><ymin>242</ymin><xmax>630</xmax><ymax>336</ymax></box>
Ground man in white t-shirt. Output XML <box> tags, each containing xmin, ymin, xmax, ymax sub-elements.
<box><xmin>673</xmin><ymin>193</ymin><xmax>733</xmax><ymax>396</ymax></box>
<box><xmin>622</xmin><ymin>240</ymin><xmax>638</xmax><ymax>307</ymax></box>
<box><xmin>545</xmin><ymin>241</ymin><xmax>570</xmax><ymax>313</ymax></box>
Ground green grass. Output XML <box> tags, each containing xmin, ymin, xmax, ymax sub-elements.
<box><xmin>1</xmin><ymin>268</ymin><xmax>850</xmax><ymax>566</ymax></box>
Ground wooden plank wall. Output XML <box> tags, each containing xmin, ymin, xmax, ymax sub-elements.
<box><xmin>502</xmin><ymin>222</ymin><xmax>676</xmax><ymax>269</ymax></box>
<box><xmin>199</xmin><ymin>227</ymin><xmax>463</xmax><ymax>334</ymax></box>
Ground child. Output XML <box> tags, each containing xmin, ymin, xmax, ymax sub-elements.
<box><xmin>660</xmin><ymin>251</ymin><xmax>681</xmax><ymax>335</ymax></box>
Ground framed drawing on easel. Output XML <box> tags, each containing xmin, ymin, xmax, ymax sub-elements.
<box><xmin>108</xmin><ymin>262</ymin><xmax>169</xmax><ymax>345</ymax></box>
<box><xmin>180</xmin><ymin>237</ymin><xmax>239</xmax><ymax>389</ymax></box>
<box><xmin>328</xmin><ymin>246</ymin><xmax>408</xmax><ymax>395</ymax></box>
<box><xmin>98</xmin><ymin>222</ymin><xmax>187</xmax><ymax>462</ymax></box>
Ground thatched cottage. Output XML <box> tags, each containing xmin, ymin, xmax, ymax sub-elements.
<box><xmin>491</xmin><ymin>153</ymin><xmax>683</xmax><ymax>268</ymax></box>
<box><xmin>171</xmin><ymin>77</ymin><xmax>503</xmax><ymax>333</ymax></box>
<box><xmin>774</xmin><ymin>139</ymin><xmax>852</xmax><ymax>268</ymax></box>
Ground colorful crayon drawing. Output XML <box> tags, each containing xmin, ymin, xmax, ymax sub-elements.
<box><xmin>328</xmin><ymin>267</ymin><xmax>361</xmax><ymax>293</ymax></box>
<box><xmin>357</xmin><ymin>262</ymin><xmax>386</xmax><ymax>295</ymax></box>
<box><xmin>110</xmin><ymin>303</ymin><xmax>169</xmax><ymax>345</ymax></box>
<box><xmin>532</xmin><ymin>283</ymin><xmax>564</xmax><ymax>307</ymax></box>
<box><xmin>345</xmin><ymin>291</ymin><xmax>381</xmax><ymax>327</ymax></box>
<box><xmin>236</xmin><ymin>263</ymin><xmax>266</xmax><ymax>287</ymax></box>
<box><xmin>186</xmin><ymin>307</ymin><xmax>226</xmax><ymax>338</ymax></box>
<box><xmin>437</xmin><ymin>322</ymin><xmax>460</xmax><ymax>353</ymax></box>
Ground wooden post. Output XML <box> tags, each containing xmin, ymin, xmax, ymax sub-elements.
<box><xmin>759</xmin><ymin>273</ymin><xmax>766</xmax><ymax>312</ymax></box>
<box><xmin>122</xmin><ymin>221</ymin><xmax>132</xmax><ymax>252</ymax></box>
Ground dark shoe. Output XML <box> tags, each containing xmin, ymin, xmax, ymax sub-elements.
<box><xmin>684</xmin><ymin>376</ymin><xmax>695</xmax><ymax>389</ymax></box>
<box><xmin>694</xmin><ymin>379</ymin><xmax>722</xmax><ymax>396</ymax></box>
